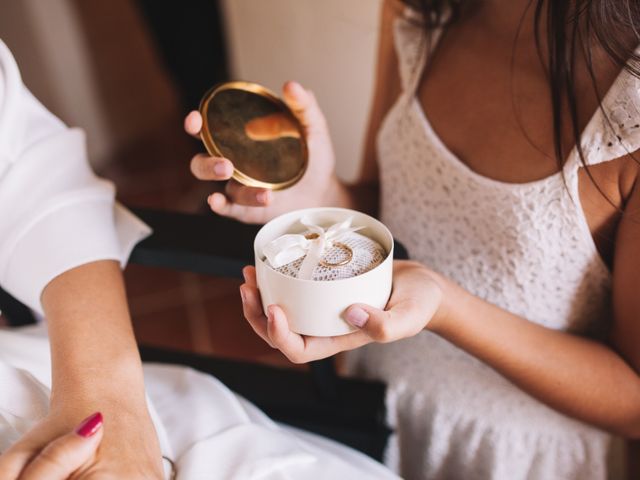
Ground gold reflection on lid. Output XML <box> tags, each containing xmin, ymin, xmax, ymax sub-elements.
<box><xmin>199</xmin><ymin>81</ymin><xmax>308</xmax><ymax>190</ymax></box>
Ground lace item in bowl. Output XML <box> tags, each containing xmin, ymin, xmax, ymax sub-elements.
<box><xmin>271</xmin><ymin>230</ymin><xmax>386</xmax><ymax>281</ymax></box>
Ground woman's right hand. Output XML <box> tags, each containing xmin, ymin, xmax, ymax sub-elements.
<box><xmin>185</xmin><ymin>81</ymin><xmax>345</xmax><ymax>224</ymax></box>
<box><xmin>0</xmin><ymin>412</ymin><xmax>103</xmax><ymax>480</ymax></box>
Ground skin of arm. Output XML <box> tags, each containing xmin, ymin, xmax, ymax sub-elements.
<box><xmin>41</xmin><ymin>260</ymin><xmax>163</xmax><ymax>477</ymax></box>
<box><xmin>428</xmin><ymin>172</ymin><xmax>640</xmax><ymax>438</ymax></box>
<box><xmin>43</xmin><ymin>260</ymin><xmax>145</xmax><ymax>413</ymax></box>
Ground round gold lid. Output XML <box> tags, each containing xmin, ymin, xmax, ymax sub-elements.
<box><xmin>199</xmin><ymin>81</ymin><xmax>308</xmax><ymax>190</ymax></box>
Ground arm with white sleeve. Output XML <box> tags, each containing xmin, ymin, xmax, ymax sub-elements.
<box><xmin>0</xmin><ymin>39</ymin><xmax>164</xmax><ymax>479</ymax></box>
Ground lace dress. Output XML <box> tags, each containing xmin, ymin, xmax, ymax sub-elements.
<box><xmin>345</xmin><ymin>11</ymin><xmax>640</xmax><ymax>480</ymax></box>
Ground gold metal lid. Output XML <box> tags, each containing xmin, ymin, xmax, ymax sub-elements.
<box><xmin>199</xmin><ymin>81</ymin><xmax>308</xmax><ymax>190</ymax></box>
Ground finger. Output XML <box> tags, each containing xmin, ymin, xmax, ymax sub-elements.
<box><xmin>242</xmin><ymin>266</ymin><xmax>257</xmax><ymax>288</ymax></box>
<box><xmin>240</xmin><ymin>284</ymin><xmax>274</xmax><ymax>347</ymax></box>
<box><xmin>344</xmin><ymin>304</ymin><xmax>395</xmax><ymax>343</ymax></box>
<box><xmin>0</xmin><ymin>422</ymin><xmax>59</xmax><ymax>479</ymax></box>
<box><xmin>298</xmin><ymin>329</ymin><xmax>372</xmax><ymax>362</ymax></box>
<box><xmin>258</xmin><ymin>303</ymin><xmax>372</xmax><ymax>363</ymax></box>
<box><xmin>225</xmin><ymin>180</ymin><xmax>271</xmax><ymax>206</ymax></box>
<box><xmin>190</xmin><ymin>153</ymin><xmax>234</xmax><ymax>181</ymax></box>
<box><xmin>241</xmin><ymin>270</ymin><xmax>373</xmax><ymax>361</ymax></box>
<box><xmin>0</xmin><ymin>443</ymin><xmax>35</xmax><ymax>480</ymax></box>
<box><xmin>266</xmin><ymin>305</ymin><xmax>307</xmax><ymax>363</ymax></box>
<box><xmin>206</xmin><ymin>193</ymin><xmax>268</xmax><ymax>224</ymax></box>
<box><xmin>344</xmin><ymin>300</ymin><xmax>431</xmax><ymax>343</ymax></box>
<box><xmin>282</xmin><ymin>81</ymin><xmax>328</xmax><ymax>136</ymax></box>
<box><xmin>19</xmin><ymin>412</ymin><xmax>103</xmax><ymax>480</ymax></box>
<box><xmin>184</xmin><ymin>110</ymin><xmax>203</xmax><ymax>137</ymax></box>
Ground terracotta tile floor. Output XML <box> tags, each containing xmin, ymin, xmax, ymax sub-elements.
<box><xmin>100</xmin><ymin>119</ymin><xmax>296</xmax><ymax>369</ymax></box>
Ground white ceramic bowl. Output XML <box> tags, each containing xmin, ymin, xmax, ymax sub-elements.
<box><xmin>254</xmin><ymin>208</ymin><xmax>394</xmax><ymax>337</ymax></box>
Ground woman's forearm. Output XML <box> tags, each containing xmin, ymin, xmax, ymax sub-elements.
<box><xmin>41</xmin><ymin>260</ymin><xmax>147</xmax><ymax>414</ymax></box>
<box><xmin>430</xmin><ymin>276</ymin><xmax>640</xmax><ymax>438</ymax></box>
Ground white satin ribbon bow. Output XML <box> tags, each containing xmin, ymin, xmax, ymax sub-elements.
<box><xmin>263</xmin><ymin>217</ymin><xmax>363</xmax><ymax>280</ymax></box>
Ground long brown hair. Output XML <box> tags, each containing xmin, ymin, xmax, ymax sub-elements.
<box><xmin>403</xmin><ymin>0</ymin><xmax>640</xmax><ymax>180</ymax></box>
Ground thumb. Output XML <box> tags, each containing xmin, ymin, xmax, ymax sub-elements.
<box><xmin>344</xmin><ymin>304</ymin><xmax>399</xmax><ymax>343</ymax></box>
<box><xmin>184</xmin><ymin>110</ymin><xmax>203</xmax><ymax>137</ymax></box>
<box><xmin>282</xmin><ymin>81</ymin><xmax>328</xmax><ymax>137</ymax></box>
<box><xmin>19</xmin><ymin>412</ymin><xmax>104</xmax><ymax>480</ymax></box>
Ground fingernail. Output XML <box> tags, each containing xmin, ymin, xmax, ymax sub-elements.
<box><xmin>214</xmin><ymin>161</ymin><xmax>229</xmax><ymax>177</ymax></box>
<box><xmin>345</xmin><ymin>307</ymin><xmax>369</xmax><ymax>328</ymax></box>
<box><xmin>289</xmin><ymin>81</ymin><xmax>304</xmax><ymax>95</ymax></box>
<box><xmin>76</xmin><ymin>412</ymin><xmax>103</xmax><ymax>438</ymax></box>
<box><xmin>240</xmin><ymin>286</ymin><xmax>246</xmax><ymax>303</ymax></box>
<box><xmin>209</xmin><ymin>193</ymin><xmax>224</xmax><ymax>209</ymax></box>
<box><xmin>256</xmin><ymin>191</ymin><xmax>269</xmax><ymax>204</ymax></box>
<box><xmin>267</xmin><ymin>305</ymin><xmax>276</xmax><ymax>321</ymax></box>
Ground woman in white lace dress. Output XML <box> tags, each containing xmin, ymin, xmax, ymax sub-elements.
<box><xmin>187</xmin><ymin>0</ymin><xmax>640</xmax><ymax>478</ymax></box>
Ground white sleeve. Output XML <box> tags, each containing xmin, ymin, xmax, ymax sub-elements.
<box><xmin>0</xmin><ymin>39</ymin><xmax>151</xmax><ymax>314</ymax></box>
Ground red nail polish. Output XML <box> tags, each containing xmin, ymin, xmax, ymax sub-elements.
<box><xmin>76</xmin><ymin>412</ymin><xmax>103</xmax><ymax>438</ymax></box>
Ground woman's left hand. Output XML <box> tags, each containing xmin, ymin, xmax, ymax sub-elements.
<box><xmin>0</xmin><ymin>412</ymin><xmax>104</xmax><ymax>480</ymax></box>
<box><xmin>240</xmin><ymin>260</ymin><xmax>445</xmax><ymax>363</ymax></box>
<box><xmin>0</xmin><ymin>402</ymin><xmax>163</xmax><ymax>479</ymax></box>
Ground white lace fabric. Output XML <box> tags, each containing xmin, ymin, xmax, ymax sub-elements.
<box><xmin>345</xmin><ymin>10</ymin><xmax>639</xmax><ymax>480</ymax></box>
<box><xmin>272</xmin><ymin>232</ymin><xmax>386</xmax><ymax>281</ymax></box>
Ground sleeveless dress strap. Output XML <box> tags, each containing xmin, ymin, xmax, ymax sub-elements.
<box><xmin>565</xmin><ymin>56</ymin><xmax>640</xmax><ymax>173</ymax></box>
<box><xmin>392</xmin><ymin>9</ymin><xmax>441</xmax><ymax>96</ymax></box>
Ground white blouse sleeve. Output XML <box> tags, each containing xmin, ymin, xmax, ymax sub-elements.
<box><xmin>0</xmin><ymin>39</ymin><xmax>151</xmax><ymax>314</ymax></box>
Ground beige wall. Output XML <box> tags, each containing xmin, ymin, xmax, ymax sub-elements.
<box><xmin>0</xmin><ymin>0</ymin><xmax>112</xmax><ymax>167</ymax></box>
<box><xmin>221</xmin><ymin>0</ymin><xmax>382</xmax><ymax>181</ymax></box>
<box><xmin>0</xmin><ymin>0</ymin><xmax>180</xmax><ymax>170</ymax></box>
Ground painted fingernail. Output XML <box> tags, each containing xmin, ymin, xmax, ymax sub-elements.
<box><xmin>345</xmin><ymin>307</ymin><xmax>369</xmax><ymax>328</ymax></box>
<box><xmin>216</xmin><ymin>161</ymin><xmax>232</xmax><ymax>177</ymax></box>
<box><xmin>256</xmin><ymin>191</ymin><xmax>269</xmax><ymax>204</ymax></box>
<box><xmin>76</xmin><ymin>412</ymin><xmax>103</xmax><ymax>438</ymax></box>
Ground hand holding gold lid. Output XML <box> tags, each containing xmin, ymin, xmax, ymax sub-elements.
<box><xmin>199</xmin><ymin>81</ymin><xmax>308</xmax><ymax>190</ymax></box>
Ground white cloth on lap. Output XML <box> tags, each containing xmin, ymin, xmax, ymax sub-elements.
<box><xmin>0</xmin><ymin>326</ymin><xmax>398</xmax><ymax>480</ymax></box>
